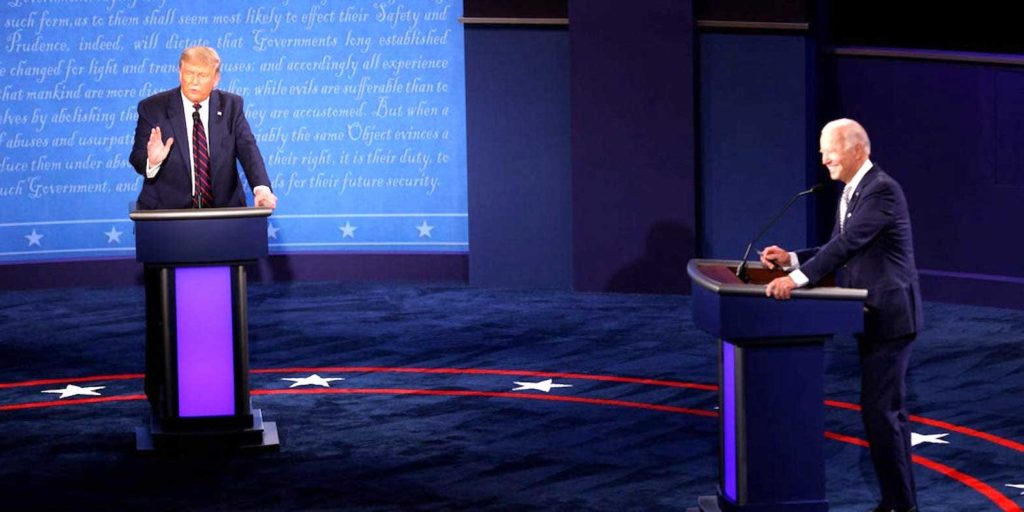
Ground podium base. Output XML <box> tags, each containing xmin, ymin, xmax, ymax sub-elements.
<box><xmin>688</xmin><ymin>495</ymin><xmax>823</xmax><ymax>512</ymax></box>
<box><xmin>687</xmin><ymin>495</ymin><xmax>721</xmax><ymax>512</ymax></box>
<box><xmin>136</xmin><ymin>408</ymin><xmax>280</xmax><ymax>453</ymax></box>
<box><xmin>687</xmin><ymin>495</ymin><xmax>828</xmax><ymax>512</ymax></box>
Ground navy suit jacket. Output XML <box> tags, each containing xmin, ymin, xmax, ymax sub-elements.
<box><xmin>129</xmin><ymin>88</ymin><xmax>271</xmax><ymax>209</ymax></box>
<box><xmin>796</xmin><ymin>165</ymin><xmax>923</xmax><ymax>340</ymax></box>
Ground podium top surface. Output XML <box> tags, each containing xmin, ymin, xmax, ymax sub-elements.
<box><xmin>688</xmin><ymin>259</ymin><xmax>866</xmax><ymax>301</ymax></box>
<box><xmin>130</xmin><ymin>206</ymin><xmax>270</xmax><ymax>264</ymax></box>
<box><xmin>130</xmin><ymin>206</ymin><xmax>273</xmax><ymax>222</ymax></box>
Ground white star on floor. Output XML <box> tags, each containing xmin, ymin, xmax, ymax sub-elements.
<box><xmin>42</xmin><ymin>384</ymin><xmax>106</xmax><ymax>399</ymax></box>
<box><xmin>512</xmin><ymin>379</ymin><xmax>572</xmax><ymax>393</ymax></box>
<box><xmin>281</xmin><ymin>374</ymin><xmax>345</xmax><ymax>388</ymax></box>
<box><xmin>415</xmin><ymin>221</ymin><xmax>434</xmax><ymax>238</ymax></box>
<box><xmin>1006</xmin><ymin>484</ymin><xmax>1024</xmax><ymax>495</ymax></box>
<box><xmin>911</xmin><ymin>432</ymin><xmax>950</xmax><ymax>446</ymax></box>
<box><xmin>25</xmin><ymin>229</ymin><xmax>43</xmax><ymax>247</ymax></box>
<box><xmin>267</xmin><ymin>223</ymin><xmax>280</xmax><ymax>239</ymax></box>
<box><xmin>339</xmin><ymin>221</ymin><xmax>357</xmax><ymax>238</ymax></box>
<box><xmin>104</xmin><ymin>226</ymin><xmax>123</xmax><ymax>244</ymax></box>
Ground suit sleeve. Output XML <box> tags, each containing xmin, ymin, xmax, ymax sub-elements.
<box><xmin>795</xmin><ymin>247</ymin><xmax>819</xmax><ymax>266</ymax></box>
<box><xmin>799</xmin><ymin>182</ymin><xmax>897</xmax><ymax>284</ymax></box>
<box><xmin>232</xmin><ymin>97</ymin><xmax>272</xmax><ymax>191</ymax></box>
<box><xmin>129</xmin><ymin>101</ymin><xmax>158</xmax><ymax>176</ymax></box>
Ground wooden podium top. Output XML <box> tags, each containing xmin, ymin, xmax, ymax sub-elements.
<box><xmin>687</xmin><ymin>259</ymin><xmax>866</xmax><ymax>300</ymax></box>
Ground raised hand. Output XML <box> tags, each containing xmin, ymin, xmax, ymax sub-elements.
<box><xmin>146</xmin><ymin>127</ymin><xmax>174</xmax><ymax>167</ymax></box>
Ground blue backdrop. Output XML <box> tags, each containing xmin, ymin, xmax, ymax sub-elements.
<box><xmin>0</xmin><ymin>0</ymin><xmax>467</xmax><ymax>263</ymax></box>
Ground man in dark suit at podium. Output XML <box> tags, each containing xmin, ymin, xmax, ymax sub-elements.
<box><xmin>129</xmin><ymin>46</ymin><xmax>278</xmax><ymax>210</ymax></box>
<box><xmin>760</xmin><ymin>119</ymin><xmax>922</xmax><ymax>512</ymax></box>
<box><xmin>129</xmin><ymin>46</ymin><xmax>278</xmax><ymax>414</ymax></box>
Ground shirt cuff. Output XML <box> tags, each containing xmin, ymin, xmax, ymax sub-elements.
<box><xmin>145</xmin><ymin>162</ymin><xmax>161</xmax><ymax>179</ymax></box>
<box><xmin>789</xmin><ymin>269</ymin><xmax>809</xmax><ymax>288</ymax></box>
<box><xmin>253</xmin><ymin>185</ymin><xmax>271</xmax><ymax>196</ymax></box>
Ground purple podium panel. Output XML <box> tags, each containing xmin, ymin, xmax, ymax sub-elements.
<box><xmin>175</xmin><ymin>266</ymin><xmax>236</xmax><ymax>418</ymax></box>
<box><xmin>722</xmin><ymin>340</ymin><xmax>737</xmax><ymax>503</ymax></box>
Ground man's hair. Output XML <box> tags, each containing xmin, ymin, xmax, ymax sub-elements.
<box><xmin>824</xmin><ymin>118</ymin><xmax>871</xmax><ymax>155</ymax></box>
<box><xmin>179</xmin><ymin>46</ymin><xmax>221</xmax><ymax>73</ymax></box>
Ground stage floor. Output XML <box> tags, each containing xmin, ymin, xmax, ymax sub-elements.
<box><xmin>1</xmin><ymin>282</ymin><xmax>1021</xmax><ymax>511</ymax></box>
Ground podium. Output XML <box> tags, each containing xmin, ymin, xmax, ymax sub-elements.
<box><xmin>131</xmin><ymin>206</ymin><xmax>279</xmax><ymax>452</ymax></box>
<box><xmin>686</xmin><ymin>259</ymin><xmax>866</xmax><ymax>512</ymax></box>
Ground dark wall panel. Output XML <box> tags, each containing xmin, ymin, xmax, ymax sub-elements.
<box><xmin>832</xmin><ymin>56</ymin><xmax>1024</xmax><ymax>307</ymax></box>
<box><xmin>463</xmin><ymin>0</ymin><xmax>567</xmax><ymax>19</ymax></box>
<box><xmin>699</xmin><ymin>33</ymin><xmax>816</xmax><ymax>260</ymax></box>
<box><xmin>0</xmin><ymin>253</ymin><xmax>468</xmax><ymax>290</ymax></box>
<box><xmin>697</xmin><ymin>0</ymin><xmax>811</xmax><ymax>23</ymax></box>
<box><xmin>829</xmin><ymin>3</ymin><xmax>1024</xmax><ymax>54</ymax></box>
<box><xmin>465</xmin><ymin>26</ymin><xmax>572</xmax><ymax>289</ymax></box>
<box><xmin>570</xmin><ymin>0</ymin><xmax>696</xmax><ymax>294</ymax></box>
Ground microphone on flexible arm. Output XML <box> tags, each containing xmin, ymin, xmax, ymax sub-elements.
<box><xmin>735</xmin><ymin>183</ymin><xmax>825</xmax><ymax>283</ymax></box>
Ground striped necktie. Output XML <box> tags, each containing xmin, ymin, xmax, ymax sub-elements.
<box><xmin>839</xmin><ymin>185</ymin><xmax>853</xmax><ymax>232</ymax></box>
<box><xmin>191</xmin><ymin>103</ymin><xmax>212</xmax><ymax>208</ymax></box>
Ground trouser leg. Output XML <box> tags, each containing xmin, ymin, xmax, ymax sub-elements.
<box><xmin>858</xmin><ymin>334</ymin><xmax>917</xmax><ymax>510</ymax></box>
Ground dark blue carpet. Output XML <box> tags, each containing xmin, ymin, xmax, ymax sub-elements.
<box><xmin>0</xmin><ymin>282</ymin><xmax>1021</xmax><ymax>511</ymax></box>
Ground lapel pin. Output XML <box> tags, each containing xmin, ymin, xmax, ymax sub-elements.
<box><xmin>217</xmin><ymin>111</ymin><xmax>222</xmax><ymax>116</ymax></box>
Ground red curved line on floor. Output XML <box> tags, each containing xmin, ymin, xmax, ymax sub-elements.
<box><xmin>252</xmin><ymin>388</ymin><xmax>720</xmax><ymax>417</ymax></box>
<box><xmin>0</xmin><ymin>394</ymin><xmax>144</xmax><ymax>411</ymax></box>
<box><xmin>4</xmin><ymin>368</ymin><xmax>1021</xmax><ymax>456</ymax></box>
<box><xmin>0</xmin><ymin>374</ymin><xmax>144</xmax><ymax>390</ymax></box>
<box><xmin>252</xmin><ymin>366</ymin><xmax>719</xmax><ymax>391</ymax></box>
<box><xmin>825</xmin><ymin>432</ymin><xmax>1023</xmax><ymax>512</ymax></box>
<box><xmin>827</xmin><ymin>400</ymin><xmax>1024</xmax><ymax>453</ymax></box>
<box><xmin>1</xmin><ymin>388</ymin><xmax>1016</xmax><ymax>511</ymax></box>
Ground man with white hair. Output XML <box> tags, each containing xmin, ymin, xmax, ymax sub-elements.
<box><xmin>760</xmin><ymin>119</ymin><xmax>922</xmax><ymax>512</ymax></box>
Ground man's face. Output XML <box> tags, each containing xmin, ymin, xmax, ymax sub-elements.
<box><xmin>819</xmin><ymin>129</ymin><xmax>862</xmax><ymax>183</ymax></box>
<box><xmin>179</xmin><ymin>59</ymin><xmax>220</xmax><ymax>104</ymax></box>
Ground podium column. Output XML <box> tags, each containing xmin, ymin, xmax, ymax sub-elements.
<box><xmin>132</xmin><ymin>206</ymin><xmax>278</xmax><ymax>452</ymax></box>
<box><xmin>687</xmin><ymin>259</ymin><xmax>865</xmax><ymax>512</ymax></box>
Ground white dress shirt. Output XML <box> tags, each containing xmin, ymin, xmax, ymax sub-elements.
<box><xmin>145</xmin><ymin>92</ymin><xmax>270</xmax><ymax>200</ymax></box>
<box><xmin>145</xmin><ymin>92</ymin><xmax>211</xmax><ymax>199</ymax></box>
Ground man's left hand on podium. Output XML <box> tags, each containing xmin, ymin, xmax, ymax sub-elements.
<box><xmin>765</xmin><ymin>275</ymin><xmax>796</xmax><ymax>300</ymax></box>
<box><xmin>254</xmin><ymin>188</ymin><xmax>278</xmax><ymax>209</ymax></box>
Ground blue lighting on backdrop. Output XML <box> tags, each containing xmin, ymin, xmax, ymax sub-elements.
<box><xmin>0</xmin><ymin>0</ymin><xmax>467</xmax><ymax>263</ymax></box>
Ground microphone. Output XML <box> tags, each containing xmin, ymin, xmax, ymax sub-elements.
<box><xmin>735</xmin><ymin>183</ymin><xmax>825</xmax><ymax>283</ymax></box>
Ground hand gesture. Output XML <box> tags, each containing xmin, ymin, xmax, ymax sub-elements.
<box><xmin>759</xmin><ymin>245</ymin><xmax>791</xmax><ymax>270</ymax></box>
<box><xmin>146</xmin><ymin>127</ymin><xmax>174</xmax><ymax>167</ymax></box>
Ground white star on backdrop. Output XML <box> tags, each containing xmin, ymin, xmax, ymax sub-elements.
<box><xmin>512</xmin><ymin>379</ymin><xmax>573</xmax><ymax>393</ymax></box>
<box><xmin>911</xmin><ymin>432</ymin><xmax>950</xmax><ymax>446</ymax></box>
<box><xmin>104</xmin><ymin>226</ymin><xmax>123</xmax><ymax>244</ymax></box>
<box><xmin>339</xmin><ymin>221</ymin><xmax>357</xmax><ymax>238</ymax></box>
<box><xmin>281</xmin><ymin>374</ymin><xmax>345</xmax><ymax>388</ymax></box>
<box><xmin>267</xmin><ymin>223</ymin><xmax>280</xmax><ymax>239</ymax></box>
<box><xmin>1006</xmin><ymin>484</ymin><xmax>1024</xmax><ymax>495</ymax></box>
<box><xmin>42</xmin><ymin>384</ymin><xmax>105</xmax><ymax>399</ymax></box>
<box><xmin>415</xmin><ymin>221</ymin><xmax>434</xmax><ymax>238</ymax></box>
<box><xmin>25</xmin><ymin>229</ymin><xmax>43</xmax><ymax>247</ymax></box>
